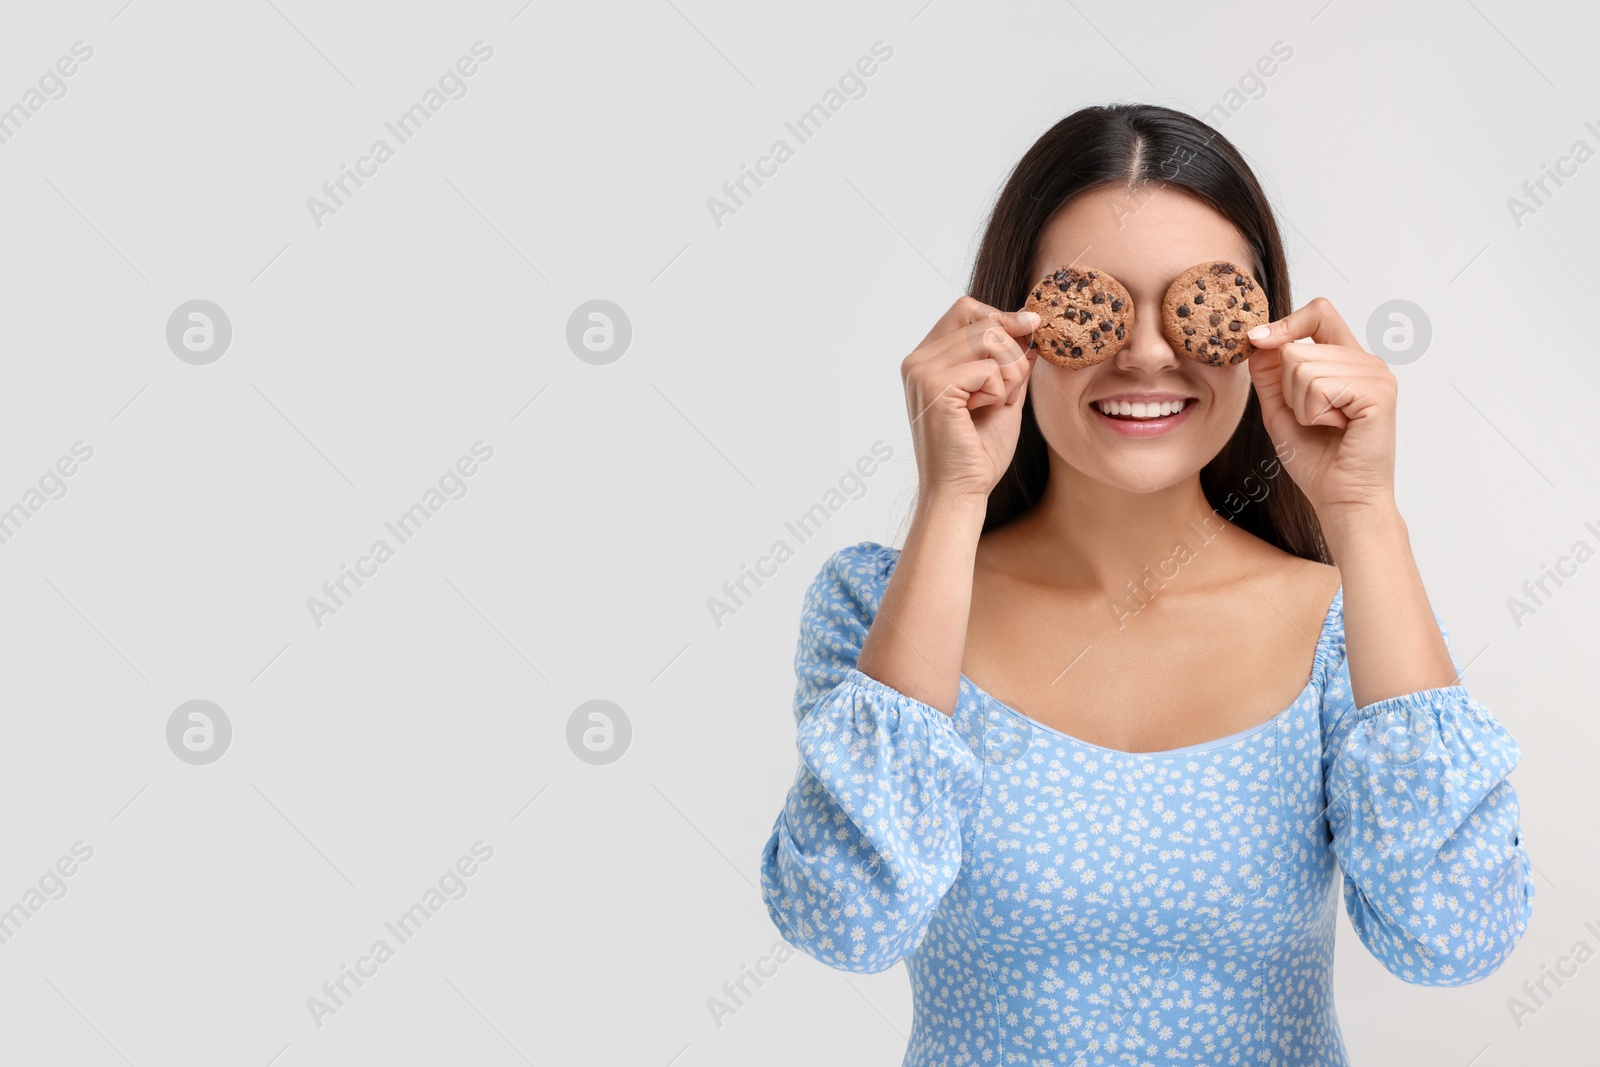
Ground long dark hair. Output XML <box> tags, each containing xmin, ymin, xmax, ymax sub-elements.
<box><xmin>931</xmin><ymin>103</ymin><xmax>1328</xmax><ymax>564</ymax></box>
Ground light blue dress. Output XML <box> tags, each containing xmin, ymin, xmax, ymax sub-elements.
<box><xmin>759</xmin><ymin>541</ymin><xmax>1534</xmax><ymax>1066</ymax></box>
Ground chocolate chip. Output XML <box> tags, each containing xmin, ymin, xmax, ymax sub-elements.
<box><xmin>1242</xmin><ymin>302</ymin><xmax>1252</xmax><ymax>311</ymax></box>
<box><xmin>1091</xmin><ymin>292</ymin><xmax>1104</xmax><ymax>304</ymax></box>
<box><xmin>1070</xmin><ymin>346</ymin><xmax>1082</xmax><ymax>357</ymax></box>
<box><xmin>1111</xmin><ymin>299</ymin><xmax>1123</xmax><ymax>312</ymax></box>
<box><xmin>1099</xmin><ymin>320</ymin><xmax>1112</xmax><ymax>331</ymax></box>
<box><xmin>1114</xmin><ymin>325</ymin><xmax>1125</xmax><ymax>339</ymax></box>
<box><xmin>1195</xmin><ymin>278</ymin><xmax>1206</xmax><ymax>291</ymax></box>
<box><xmin>1059</xmin><ymin>281</ymin><xmax>1072</xmax><ymax>291</ymax></box>
<box><xmin>1229</xmin><ymin>320</ymin><xmax>1242</xmax><ymax>331</ymax></box>
<box><xmin>1176</xmin><ymin>304</ymin><xmax>1190</xmax><ymax>318</ymax></box>
<box><xmin>1227</xmin><ymin>295</ymin><xmax>1237</xmax><ymax>308</ymax></box>
<box><xmin>1224</xmin><ymin>338</ymin><xmax>1237</xmax><ymax>348</ymax></box>
<box><xmin>1209</xmin><ymin>313</ymin><xmax>1221</xmax><ymax>326</ymax></box>
<box><xmin>1089</xmin><ymin>330</ymin><xmax>1100</xmax><ymax>341</ymax></box>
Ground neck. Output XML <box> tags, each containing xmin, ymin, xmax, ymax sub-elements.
<box><xmin>1013</xmin><ymin>460</ymin><xmax>1235</xmax><ymax>596</ymax></box>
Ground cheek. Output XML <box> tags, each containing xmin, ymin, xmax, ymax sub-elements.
<box><xmin>1220</xmin><ymin>369</ymin><xmax>1254</xmax><ymax>411</ymax></box>
<box><xmin>1028</xmin><ymin>366</ymin><xmax>1085</xmax><ymax>438</ymax></box>
<box><xmin>1203</xmin><ymin>372</ymin><xmax>1254</xmax><ymax>436</ymax></box>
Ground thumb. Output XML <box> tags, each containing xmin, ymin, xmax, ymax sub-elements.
<box><xmin>1246</xmin><ymin>341</ymin><xmax>1284</xmax><ymax>410</ymax></box>
<box><xmin>998</xmin><ymin>308</ymin><xmax>1040</xmax><ymax>337</ymax></box>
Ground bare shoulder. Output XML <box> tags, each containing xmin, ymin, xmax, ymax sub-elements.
<box><xmin>1249</xmin><ymin>542</ymin><xmax>1342</xmax><ymax>624</ymax></box>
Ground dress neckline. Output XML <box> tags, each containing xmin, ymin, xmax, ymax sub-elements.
<box><xmin>960</xmin><ymin>583</ymin><xmax>1345</xmax><ymax>758</ymax></box>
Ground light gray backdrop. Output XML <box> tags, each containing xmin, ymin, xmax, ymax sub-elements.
<box><xmin>0</xmin><ymin>0</ymin><xmax>1594</xmax><ymax>1064</ymax></box>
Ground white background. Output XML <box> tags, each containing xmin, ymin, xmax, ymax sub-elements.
<box><xmin>0</xmin><ymin>0</ymin><xmax>1594</xmax><ymax>1064</ymax></box>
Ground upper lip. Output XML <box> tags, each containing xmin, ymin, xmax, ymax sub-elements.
<box><xmin>1088</xmin><ymin>391</ymin><xmax>1196</xmax><ymax>405</ymax></box>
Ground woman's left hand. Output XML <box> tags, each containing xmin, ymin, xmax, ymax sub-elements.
<box><xmin>1244</xmin><ymin>297</ymin><xmax>1398</xmax><ymax>519</ymax></box>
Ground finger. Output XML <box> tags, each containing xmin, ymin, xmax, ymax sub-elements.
<box><xmin>921</xmin><ymin>315</ymin><xmax>1034</xmax><ymax>375</ymax></box>
<box><xmin>964</xmin><ymin>309</ymin><xmax>1041</xmax><ymax>363</ymax></box>
<box><xmin>1287</xmin><ymin>357</ymin><xmax>1393</xmax><ymax>427</ymax></box>
<box><xmin>1282</xmin><ymin>352</ymin><xmax>1364</xmax><ymax>428</ymax></box>
<box><xmin>1246</xmin><ymin>340</ymin><xmax>1285</xmax><ymax>413</ymax></box>
<box><xmin>1000</xmin><ymin>307</ymin><xmax>1041</xmax><ymax>337</ymax></box>
<box><xmin>913</xmin><ymin>295</ymin><xmax>1006</xmax><ymax>351</ymax></box>
<box><xmin>982</xmin><ymin>325</ymin><xmax>1032</xmax><ymax>396</ymax></box>
<box><xmin>1245</xmin><ymin>296</ymin><xmax>1360</xmax><ymax>351</ymax></box>
<box><xmin>951</xmin><ymin>360</ymin><xmax>1009</xmax><ymax>411</ymax></box>
<box><xmin>1279</xmin><ymin>343</ymin><xmax>1384</xmax><ymax>402</ymax></box>
<box><xmin>907</xmin><ymin>358</ymin><xmax>1007</xmax><ymax>421</ymax></box>
<box><xmin>1004</xmin><ymin>346</ymin><xmax>1038</xmax><ymax>406</ymax></box>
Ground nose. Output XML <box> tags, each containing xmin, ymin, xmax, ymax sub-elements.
<box><xmin>1112</xmin><ymin>297</ymin><xmax>1181</xmax><ymax>372</ymax></box>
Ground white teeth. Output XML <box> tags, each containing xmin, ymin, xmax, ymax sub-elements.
<box><xmin>1097</xmin><ymin>399</ymin><xmax>1186</xmax><ymax>418</ymax></box>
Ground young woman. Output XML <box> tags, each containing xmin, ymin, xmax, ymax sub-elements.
<box><xmin>758</xmin><ymin>104</ymin><xmax>1533</xmax><ymax>1065</ymax></box>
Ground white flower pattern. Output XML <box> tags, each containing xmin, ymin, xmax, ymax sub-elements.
<box><xmin>760</xmin><ymin>541</ymin><xmax>1534</xmax><ymax>1066</ymax></box>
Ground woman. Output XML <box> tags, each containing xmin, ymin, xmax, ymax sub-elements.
<box><xmin>758</xmin><ymin>104</ymin><xmax>1533</xmax><ymax>1065</ymax></box>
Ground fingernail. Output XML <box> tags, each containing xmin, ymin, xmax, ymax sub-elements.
<box><xmin>1247</xmin><ymin>324</ymin><xmax>1270</xmax><ymax>340</ymax></box>
<box><xmin>1020</xmin><ymin>311</ymin><xmax>1039</xmax><ymax>327</ymax></box>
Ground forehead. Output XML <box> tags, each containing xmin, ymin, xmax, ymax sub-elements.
<box><xmin>1029</xmin><ymin>184</ymin><xmax>1254</xmax><ymax>295</ymax></box>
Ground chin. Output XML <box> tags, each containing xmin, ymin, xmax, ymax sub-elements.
<box><xmin>1070</xmin><ymin>447</ymin><xmax>1212</xmax><ymax>493</ymax></box>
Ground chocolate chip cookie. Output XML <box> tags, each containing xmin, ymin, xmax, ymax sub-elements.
<box><xmin>1024</xmin><ymin>265</ymin><xmax>1134</xmax><ymax>369</ymax></box>
<box><xmin>1160</xmin><ymin>260</ymin><xmax>1271</xmax><ymax>366</ymax></box>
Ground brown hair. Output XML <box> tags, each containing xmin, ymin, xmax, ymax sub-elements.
<box><xmin>921</xmin><ymin>103</ymin><xmax>1328</xmax><ymax>563</ymax></box>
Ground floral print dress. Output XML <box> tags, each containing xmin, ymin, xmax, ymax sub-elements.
<box><xmin>760</xmin><ymin>542</ymin><xmax>1534</xmax><ymax>1066</ymax></box>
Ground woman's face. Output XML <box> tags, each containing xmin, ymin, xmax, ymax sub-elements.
<box><xmin>1026</xmin><ymin>184</ymin><xmax>1257</xmax><ymax>494</ymax></box>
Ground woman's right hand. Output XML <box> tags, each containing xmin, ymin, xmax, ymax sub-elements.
<box><xmin>900</xmin><ymin>297</ymin><xmax>1039</xmax><ymax>503</ymax></box>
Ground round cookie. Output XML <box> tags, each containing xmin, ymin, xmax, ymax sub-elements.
<box><xmin>1161</xmin><ymin>260</ymin><xmax>1271</xmax><ymax>366</ymax></box>
<box><xmin>1024</xmin><ymin>265</ymin><xmax>1134</xmax><ymax>369</ymax></box>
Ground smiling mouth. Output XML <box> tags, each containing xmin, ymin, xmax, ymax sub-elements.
<box><xmin>1090</xmin><ymin>398</ymin><xmax>1196</xmax><ymax>421</ymax></box>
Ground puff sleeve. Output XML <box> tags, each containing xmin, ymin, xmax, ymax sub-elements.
<box><xmin>1320</xmin><ymin>602</ymin><xmax>1535</xmax><ymax>985</ymax></box>
<box><xmin>758</xmin><ymin>542</ymin><xmax>983</xmax><ymax>974</ymax></box>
